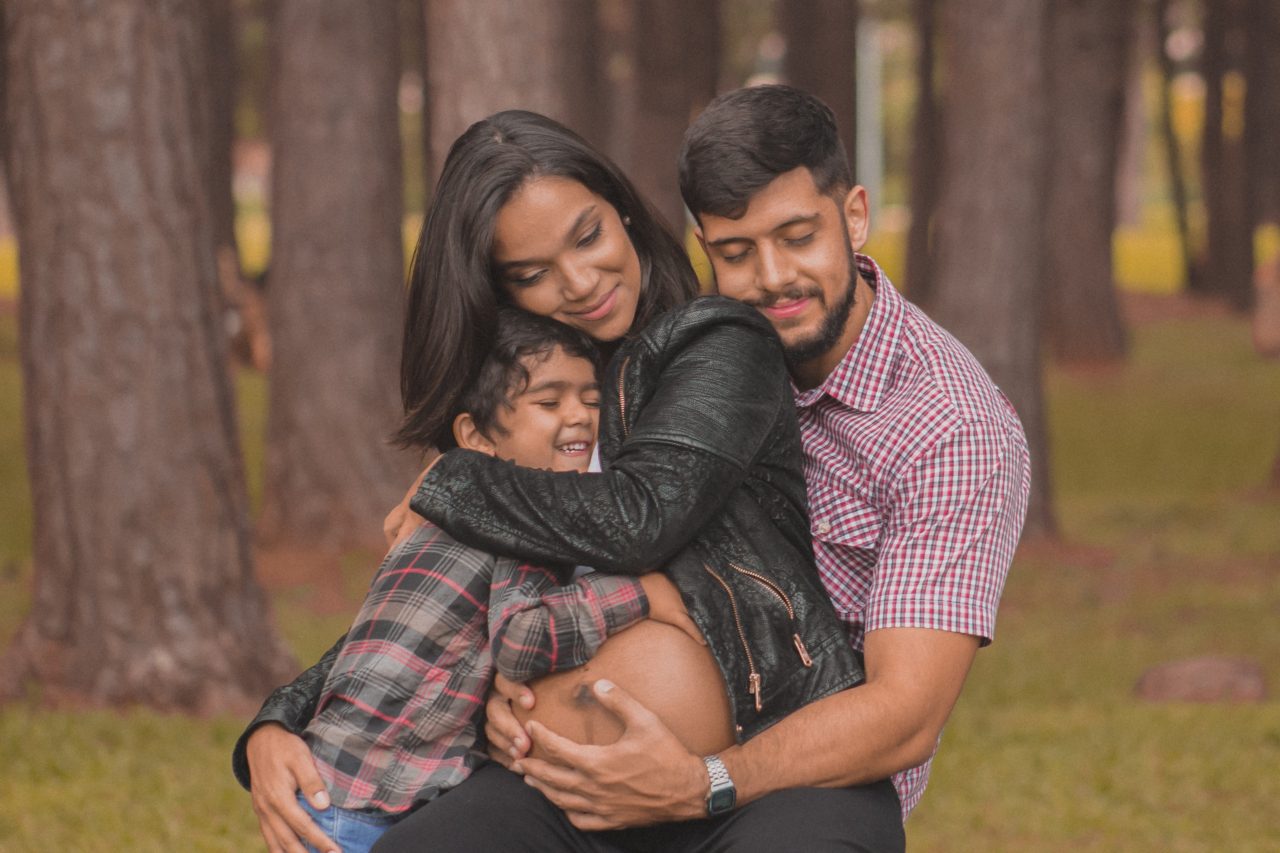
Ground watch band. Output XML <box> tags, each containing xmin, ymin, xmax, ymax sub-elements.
<box><xmin>703</xmin><ymin>754</ymin><xmax>737</xmax><ymax>816</ymax></box>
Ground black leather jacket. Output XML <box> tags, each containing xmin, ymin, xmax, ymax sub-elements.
<box><xmin>232</xmin><ymin>296</ymin><xmax>861</xmax><ymax>788</ymax></box>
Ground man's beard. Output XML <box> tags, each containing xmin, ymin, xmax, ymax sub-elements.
<box><xmin>780</xmin><ymin>246</ymin><xmax>860</xmax><ymax>370</ymax></box>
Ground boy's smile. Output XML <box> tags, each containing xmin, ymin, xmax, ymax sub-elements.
<box><xmin>486</xmin><ymin>346</ymin><xmax>600</xmax><ymax>473</ymax></box>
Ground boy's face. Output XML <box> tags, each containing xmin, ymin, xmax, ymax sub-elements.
<box><xmin>487</xmin><ymin>347</ymin><xmax>600</xmax><ymax>473</ymax></box>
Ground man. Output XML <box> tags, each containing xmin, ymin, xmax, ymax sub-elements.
<box><xmin>245</xmin><ymin>85</ymin><xmax>1029</xmax><ymax>851</ymax></box>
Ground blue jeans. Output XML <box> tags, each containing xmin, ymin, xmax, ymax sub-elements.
<box><xmin>296</xmin><ymin>793</ymin><xmax>399</xmax><ymax>853</ymax></box>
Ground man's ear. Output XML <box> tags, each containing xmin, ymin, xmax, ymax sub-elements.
<box><xmin>453</xmin><ymin>412</ymin><xmax>497</xmax><ymax>456</ymax></box>
<box><xmin>841</xmin><ymin>185</ymin><xmax>870</xmax><ymax>252</ymax></box>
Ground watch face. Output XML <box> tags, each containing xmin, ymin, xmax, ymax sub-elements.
<box><xmin>708</xmin><ymin>786</ymin><xmax>736</xmax><ymax>814</ymax></box>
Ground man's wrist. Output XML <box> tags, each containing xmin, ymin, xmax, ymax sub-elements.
<box><xmin>702</xmin><ymin>754</ymin><xmax>737</xmax><ymax>815</ymax></box>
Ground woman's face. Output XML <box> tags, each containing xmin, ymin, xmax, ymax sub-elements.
<box><xmin>491</xmin><ymin>176</ymin><xmax>643</xmax><ymax>342</ymax></box>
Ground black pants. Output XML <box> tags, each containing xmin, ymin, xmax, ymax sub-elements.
<box><xmin>372</xmin><ymin>763</ymin><xmax>905</xmax><ymax>853</ymax></box>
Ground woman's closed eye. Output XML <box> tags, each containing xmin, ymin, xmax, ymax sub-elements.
<box><xmin>509</xmin><ymin>268</ymin><xmax>547</xmax><ymax>288</ymax></box>
<box><xmin>576</xmin><ymin>223</ymin><xmax>602</xmax><ymax>249</ymax></box>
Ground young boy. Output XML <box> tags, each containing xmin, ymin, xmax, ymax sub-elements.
<box><xmin>294</xmin><ymin>309</ymin><xmax>689</xmax><ymax>852</ymax></box>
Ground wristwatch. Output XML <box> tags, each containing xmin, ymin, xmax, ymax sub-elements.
<box><xmin>703</xmin><ymin>754</ymin><xmax>737</xmax><ymax>816</ymax></box>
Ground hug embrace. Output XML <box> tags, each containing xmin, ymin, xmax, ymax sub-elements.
<box><xmin>233</xmin><ymin>85</ymin><xmax>1030</xmax><ymax>853</ymax></box>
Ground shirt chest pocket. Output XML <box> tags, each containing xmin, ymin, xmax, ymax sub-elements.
<box><xmin>808</xmin><ymin>478</ymin><xmax>882</xmax><ymax>551</ymax></box>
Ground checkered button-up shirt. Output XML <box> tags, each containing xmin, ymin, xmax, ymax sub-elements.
<box><xmin>303</xmin><ymin>521</ymin><xmax>648</xmax><ymax>813</ymax></box>
<box><xmin>795</xmin><ymin>255</ymin><xmax>1031</xmax><ymax>818</ymax></box>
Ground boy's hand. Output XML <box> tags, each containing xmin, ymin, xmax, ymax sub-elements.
<box><xmin>638</xmin><ymin>574</ymin><xmax>705</xmax><ymax>646</ymax></box>
<box><xmin>484</xmin><ymin>673</ymin><xmax>535</xmax><ymax>768</ymax></box>
<box><xmin>382</xmin><ymin>451</ymin><xmax>441</xmax><ymax>546</ymax></box>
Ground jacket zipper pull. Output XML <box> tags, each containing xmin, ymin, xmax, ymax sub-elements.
<box><xmin>748</xmin><ymin>672</ymin><xmax>762</xmax><ymax>712</ymax></box>
<box><xmin>793</xmin><ymin>633</ymin><xmax>814</xmax><ymax>667</ymax></box>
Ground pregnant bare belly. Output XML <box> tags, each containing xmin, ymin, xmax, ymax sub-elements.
<box><xmin>514</xmin><ymin>619</ymin><xmax>735</xmax><ymax>757</ymax></box>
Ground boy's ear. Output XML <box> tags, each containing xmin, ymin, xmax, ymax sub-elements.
<box><xmin>453</xmin><ymin>413</ymin><xmax>497</xmax><ymax>457</ymax></box>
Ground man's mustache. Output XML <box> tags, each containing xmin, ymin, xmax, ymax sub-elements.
<box><xmin>751</xmin><ymin>286</ymin><xmax>824</xmax><ymax>309</ymax></box>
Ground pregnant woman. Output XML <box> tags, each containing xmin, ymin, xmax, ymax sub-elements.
<box><xmin>235</xmin><ymin>110</ymin><xmax>863</xmax><ymax>853</ymax></box>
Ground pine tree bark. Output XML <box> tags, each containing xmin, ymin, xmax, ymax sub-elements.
<box><xmin>931</xmin><ymin>0</ymin><xmax>1055</xmax><ymax>537</ymax></box>
<box><xmin>779</xmin><ymin>0</ymin><xmax>857</xmax><ymax>173</ymax></box>
<box><xmin>0</xmin><ymin>0</ymin><xmax>294</xmax><ymax>711</ymax></box>
<box><xmin>1198</xmin><ymin>0</ymin><xmax>1254</xmax><ymax>310</ymax></box>
<box><xmin>629</xmin><ymin>0</ymin><xmax>721</xmax><ymax>232</ymax></box>
<box><xmin>1043</xmin><ymin>0</ymin><xmax>1132</xmax><ymax>363</ymax></box>
<box><xmin>425</xmin><ymin>0</ymin><xmax>602</xmax><ymax>170</ymax></box>
<box><xmin>905</xmin><ymin>0</ymin><xmax>939</xmax><ymax>305</ymax></box>
<box><xmin>260</xmin><ymin>0</ymin><xmax>415</xmax><ymax>551</ymax></box>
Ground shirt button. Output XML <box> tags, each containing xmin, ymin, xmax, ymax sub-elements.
<box><xmin>816</xmin><ymin>520</ymin><xmax>832</xmax><ymax>535</ymax></box>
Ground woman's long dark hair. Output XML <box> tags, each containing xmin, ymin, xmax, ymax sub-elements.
<box><xmin>395</xmin><ymin>110</ymin><xmax>698</xmax><ymax>452</ymax></box>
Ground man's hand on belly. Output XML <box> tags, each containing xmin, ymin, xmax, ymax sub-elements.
<box><xmin>515</xmin><ymin>679</ymin><xmax>708</xmax><ymax>830</ymax></box>
<box><xmin>484</xmin><ymin>673</ymin><xmax>536</xmax><ymax>766</ymax></box>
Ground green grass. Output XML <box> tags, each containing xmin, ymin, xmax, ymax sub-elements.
<box><xmin>2</xmin><ymin>264</ymin><xmax>1280</xmax><ymax>850</ymax></box>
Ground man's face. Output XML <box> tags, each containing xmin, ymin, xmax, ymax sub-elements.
<box><xmin>696</xmin><ymin>168</ymin><xmax>870</xmax><ymax>381</ymax></box>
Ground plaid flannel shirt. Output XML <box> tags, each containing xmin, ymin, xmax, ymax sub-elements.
<box><xmin>303</xmin><ymin>521</ymin><xmax>648</xmax><ymax>813</ymax></box>
<box><xmin>796</xmin><ymin>255</ymin><xmax>1031</xmax><ymax>818</ymax></box>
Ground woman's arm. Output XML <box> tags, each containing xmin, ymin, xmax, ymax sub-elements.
<box><xmin>414</xmin><ymin>310</ymin><xmax>791</xmax><ymax>573</ymax></box>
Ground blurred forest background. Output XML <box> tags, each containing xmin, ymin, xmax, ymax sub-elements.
<box><xmin>1</xmin><ymin>0</ymin><xmax>1278</xmax><ymax>850</ymax></box>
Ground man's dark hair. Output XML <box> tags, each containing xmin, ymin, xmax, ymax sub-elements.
<box><xmin>455</xmin><ymin>307</ymin><xmax>601</xmax><ymax>445</ymax></box>
<box><xmin>679</xmin><ymin>84</ymin><xmax>851</xmax><ymax>220</ymax></box>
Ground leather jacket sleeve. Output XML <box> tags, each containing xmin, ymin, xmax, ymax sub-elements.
<box><xmin>230</xmin><ymin>634</ymin><xmax>345</xmax><ymax>791</ymax></box>
<box><xmin>412</xmin><ymin>314</ymin><xmax>792</xmax><ymax>574</ymax></box>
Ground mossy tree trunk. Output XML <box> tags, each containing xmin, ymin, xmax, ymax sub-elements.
<box><xmin>0</xmin><ymin>0</ymin><xmax>294</xmax><ymax>711</ymax></box>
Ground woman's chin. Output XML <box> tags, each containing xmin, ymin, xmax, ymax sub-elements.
<box><xmin>514</xmin><ymin>619</ymin><xmax>735</xmax><ymax>758</ymax></box>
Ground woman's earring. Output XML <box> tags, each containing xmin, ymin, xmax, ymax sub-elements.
<box><xmin>622</xmin><ymin>215</ymin><xmax>632</xmax><ymax>226</ymax></box>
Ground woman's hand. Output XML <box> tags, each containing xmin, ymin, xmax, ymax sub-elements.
<box><xmin>484</xmin><ymin>673</ymin><xmax>536</xmax><ymax>767</ymax></box>
<box><xmin>381</xmin><ymin>451</ymin><xmax>441</xmax><ymax>546</ymax></box>
<box><xmin>638</xmin><ymin>574</ymin><xmax>706</xmax><ymax>646</ymax></box>
<box><xmin>245</xmin><ymin>724</ymin><xmax>338</xmax><ymax>853</ymax></box>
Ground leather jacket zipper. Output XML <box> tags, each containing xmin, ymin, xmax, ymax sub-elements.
<box><xmin>703</xmin><ymin>563</ymin><xmax>763</xmax><ymax>712</ymax></box>
<box><xmin>617</xmin><ymin>356</ymin><xmax>632</xmax><ymax>439</ymax></box>
<box><xmin>728</xmin><ymin>562</ymin><xmax>814</xmax><ymax>668</ymax></box>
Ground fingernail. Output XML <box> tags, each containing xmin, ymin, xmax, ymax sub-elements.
<box><xmin>595</xmin><ymin>679</ymin><xmax>614</xmax><ymax>694</ymax></box>
<box><xmin>312</xmin><ymin>790</ymin><xmax>330</xmax><ymax>809</ymax></box>
<box><xmin>509</xmin><ymin>746</ymin><xmax>520</xmax><ymax>758</ymax></box>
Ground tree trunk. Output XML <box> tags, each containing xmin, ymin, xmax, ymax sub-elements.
<box><xmin>1198</xmin><ymin>0</ymin><xmax>1254</xmax><ymax>310</ymax></box>
<box><xmin>1114</xmin><ymin>6</ymin><xmax>1152</xmax><ymax>228</ymax></box>
<box><xmin>1154</xmin><ymin>0</ymin><xmax>1199</xmax><ymax>293</ymax></box>
<box><xmin>197</xmin><ymin>0</ymin><xmax>239</xmax><ymax>268</ymax></box>
<box><xmin>261</xmin><ymin>0</ymin><xmax>415</xmax><ymax>552</ymax></box>
<box><xmin>931</xmin><ymin>0</ymin><xmax>1055</xmax><ymax>537</ymax></box>
<box><xmin>779</xmin><ymin>0</ymin><xmax>857</xmax><ymax>173</ymax></box>
<box><xmin>628</xmin><ymin>0</ymin><xmax>721</xmax><ymax>232</ymax></box>
<box><xmin>905</xmin><ymin>0</ymin><xmax>939</xmax><ymax>305</ymax></box>
<box><xmin>1244</xmin><ymin>0</ymin><xmax>1280</xmax><ymax>228</ymax></box>
<box><xmin>424</xmin><ymin>0</ymin><xmax>602</xmax><ymax>170</ymax></box>
<box><xmin>0</xmin><ymin>0</ymin><xmax>294</xmax><ymax>711</ymax></box>
<box><xmin>1043</xmin><ymin>0</ymin><xmax>1132</xmax><ymax>363</ymax></box>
